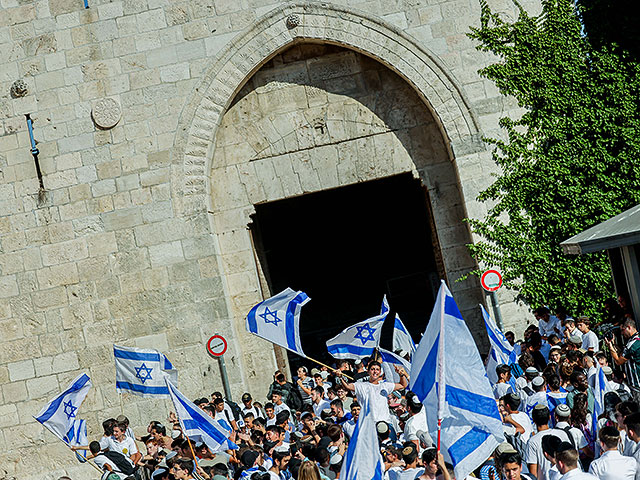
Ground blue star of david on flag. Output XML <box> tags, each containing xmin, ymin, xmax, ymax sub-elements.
<box><xmin>259</xmin><ymin>306</ymin><xmax>282</xmax><ymax>326</ymax></box>
<box><xmin>354</xmin><ymin>323</ymin><xmax>377</xmax><ymax>345</ymax></box>
<box><xmin>135</xmin><ymin>363</ymin><xmax>153</xmax><ymax>384</ymax></box>
<box><xmin>63</xmin><ymin>400</ymin><xmax>78</xmax><ymax>419</ymax></box>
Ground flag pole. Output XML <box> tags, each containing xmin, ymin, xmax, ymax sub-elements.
<box><xmin>185</xmin><ymin>435</ymin><xmax>201</xmax><ymax>470</ymax></box>
<box><xmin>39</xmin><ymin>426</ymin><xmax>104</xmax><ymax>473</ymax></box>
<box><xmin>164</xmin><ymin>379</ymin><xmax>202</xmax><ymax>470</ymax></box>
<box><xmin>436</xmin><ymin>281</ymin><xmax>447</xmax><ymax>454</ymax></box>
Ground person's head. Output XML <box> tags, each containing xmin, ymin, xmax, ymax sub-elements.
<box><xmin>171</xmin><ymin>458</ymin><xmax>195</xmax><ymax>479</ymax></box>
<box><xmin>621</xmin><ymin>317</ymin><xmax>638</xmax><ymax>339</ymax></box>
<box><xmin>547</xmin><ymin>374</ymin><xmax>561</xmax><ymax>392</ymax></box>
<box><xmin>275</xmin><ymin>373</ymin><xmax>286</xmax><ymax>385</ymax></box>
<box><xmin>151</xmin><ymin>423</ymin><xmax>167</xmax><ymax>438</ymax></box>
<box><xmin>265</xmin><ymin>425</ymin><xmax>283</xmax><ymax>443</ymax></box>
<box><xmin>330</xmin><ymin>399</ymin><xmax>344</xmax><ymax>417</ymax></box>
<box><xmin>350</xmin><ymin>401</ymin><xmax>361</xmax><ymax>420</ymax></box>
<box><xmin>401</xmin><ymin>444</ymin><xmax>419</xmax><ymax>467</ymax></box>
<box><xmin>624</xmin><ymin>412</ymin><xmax>640</xmax><ymax>442</ymax></box>
<box><xmin>242</xmin><ymin>393</ymin><xmax>252</xmax><ymax>407</ymax></box>
<box><xmin>326</xmin><ymin>388</ymin><xmax>338</xmax><ymax>401</ymax></box>
<box><xmin>367</xmin><ymin>361</ymin><xmax>382</xmax><ymax>381</ymax></box>
<box><xmin>113</xmin><ymin>421</ymin><xmax>127</xmax><ymax>440</ymax></box>
<box><xmin>532</xmin><ymin>375</ymin><xmax>545</xmax><ymax>393</ymax></box>
<box><xmin>554</xmin><ymin>404</ymin><xmax>571</xmax><ymax>424</ymax></box>
<box><xmin>496</xmin><ymin>364</ymin><xmax>511</xmax><ymax>383</ymax></box>
<box><xmin>549</xmin><ymin>347</ymin><xmax>562</xmax><ymax>364</ymax></box>
<box><xmin>327</xmin><ymin>424</ymin><xmax>342</xmax><ymax>443</ymax></box>
<box><xmin>421</xmin><ymin>448</ymin><xmax>438</xmax><ymax>475</ymax></box>
<box><xmin>500</xmin><ymin>393</ymin><xmax>520</xmax><ymax>414</ymax></box>
<box><xmin>616</xmin><ymin>400</ymin><xmax>640</xmax><ymax>427</ymax></box>
<box><xmin>500</xmin><ymin>452</ymin><xmax>523</xmax><ymax>480</ymax></box>
<box><xmin>146</xmin><ymin>438</ymin><xmax>159</xmax><ymax>456</ymax></box>
<box><xmin>336</xmin><ymin>386</ymin><xmax>347</xmax><ymax>399</ymax></box>
<box><xmin>505</xmin><ymin>331</ymin><xmax>515</xmax><ymax>345</ymax></box>
<box><xmin>534</xmin><ymin>306</ymin><xmax>550</xmax><ymax>322</ymax></box>
<box><xmin>213</xmin><ymin>397</ymin><xmax>225</xmax><ymax>412</ymax></box>
<box><xmin>264</xmin><ymin>402</ymin><xmax>275</xmax><ymax>419</ymax></box>
<box><xmin>102</xmin><ymin>418</ymin><xmax>116</xmax><ymax>436</ymax></box>
<box><xmin>89</xmin><ymin>440</ymin><xmax>101</xmax><ymax>455</ymax></box>
<box><xmin>271</xmin><ymin>391</ymin><xmax>282</xmax><ymax>405</ymax></box>
<box><xmin>532</xmin><ymin>405</ymin><xmax>550</xmax><ymax>428</ymax></box>
<box><xmin>599</xmin><ymin>425</ymin><xmax>620</xmax><ymax>451</ymax></box>
<box><xmin>575</xmin><ymin>316</ymin><xmax>590</xmax><ymax>333</ymax></box>
<box><xmin>555</xmin><ymin>443</ymin><xmax>579</xmax><ymax>474</ymax></box>
<box><xmin>272</xmin><ymin>448</ymin><xmax>291</xmax><ymax>471</ymax></box>
<box><xmin>541</xmin><ymin>434</ymin><xmax>562</xmax><ymax>464</ymax></box>
<box><xmin>570</xmin><ymin>371</ymin><xmax>588</xmax><ymax>392</ymax></box>
<box><xmin>311</xmin><ymin>386</ymin><xmax>324</xmax><ymax>403</ymax></box>
<box><xmin>297</xmin><ymin>459</ymin><xmax>322</xmax><ymax>480</ymax></box>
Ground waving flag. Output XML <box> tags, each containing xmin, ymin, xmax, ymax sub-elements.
<box><xmin>379</xmin><ymin>348</ymin><xmax>411</xmax><ymax>383</ymax></box>
<box><xmin>410</xmin><ymin>282</ymin><xmax>504</xmax><ymax>480</ymax></box>
<box><xmin>339</xmin><ymin>394</ymin><xmax>384</xmax><ymax>480</ymax></box>
<box><xmin>482</xmin><ymin>305</ymin><xmax>518</xmax><ymax>385</ymax></box>
<box><xmin>34</xmin><ymin>373</ymin><xmax>92</xmax><ymax>441</ymax></box>
<box><xmin>165</xmin><ymin>379</ymin><xmax>237</xmax><ymax>453</ymax></box>
<box><xmin>592</xmin><ymin>365</ymin><xmax>607</xmax><ymax>456</ymax></box>
<box><xmin>381</xmin><ymin>295</ymin><xmax>416</xmax><ymax>357</ymax></box>
<box><xmin>65</xmin><ymin>418</ymin><xmax>88</xmax><ymax>462</ymax></box>
<box><xmin>326</xmin><ymin>314</ymin><xmax>384</xmax><ymax>360</ymax></box>
<box><xmin>246</xmin><ymin>288</ymin><xmax>309</xmax><ymax>357</ymax></box>
<box><xmin>114</xmin><ymin>345</ymin><xmax>177</xmax><ymax>397</ymax></box>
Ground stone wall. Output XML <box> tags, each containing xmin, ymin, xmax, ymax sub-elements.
<box><xmin>0</xmin><ymin>1</ymin><xmax>538</xmax><ymax>478</ymax></box>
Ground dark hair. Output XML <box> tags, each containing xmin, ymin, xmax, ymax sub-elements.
<box><xmin>213</xmin><ymin>397</ymin><xmax>224</xmax><ymax>406</ymax></box>
<box><xmin>401</xmin><ymin>444</ymin><xmax>418</xmax><ymax>464</ymax></box>
<box><xmin>116</xmin><ymin>421</ymin><xmax>128</xmax><ymax>431</ymax></box>
<box><xmin>599</xmin><ymin>426</ymin><xmax>620</xmax><ymax>449</ymax></box>
<box><xmin>264</xmin><ymin>402</ymin><xmax>275</xmax><ymax>410</ymax></box>
<box><xmin>152</xmin><ymin>424</ymin><xmax>166</xmax><ymax>436</ymax></box>
<box><xmin>571</xmin><ymin>393</ymin><xmax>589</xmax><ymax>427</ymax></box>
<box><xmin>421</xmin><ymin>447</ymin><xmax>437</xmax><ymax>464</ymax></box>
<box><xmin>617</xmin><ymin>400</ymin><xmax>639</xmax><ymax>417</ymax></box>
<box><xmin>212</xmin><ymin>463</ymin><xmax>229</xmax><ymax>476</ymax></box>
<box><xmin>532</xmin><ymin>406</ymin><xmax>550</xmax><ymax>426</ymax></box>
<box><xmin>555</xmin><ymin>444</ymin><xmax>578</xmax><ymax>467</ymax></box>
<box><xmin>547</xmin><ymin>374</ymin><xmax>561</xmax><ymax>391</ymax></box>
<box><xmin>623</xmin><ymin>317</ymin><xmax>637</xmax><ymax>329</ymax></box>
<box><xmin>176</xmin><ymin>458</ymin><xmax>195</xmax><ymax>473</ymax></box>
<box><xmin>272</xmin><ymin>449</ymin><xmax>290</xmax><ymax>462</ymax></box>
<box><xmin>102</xmin><ymin>418</ymin><xmax>116</xmax><ymax>435</ymax></box>
<box><xmin>518</xmin><ymin>352</ymin><xmax>534</xmax><ymax>369</ymax></box>
<box><xmin>275</xmin><ymin>373</ymin><xmax>286</xmax><ymax>382</ymax></box>
<box><xmin>535</xmin><ymin>307</ymin><xmax>550</xmax><ymax>316</ymax></box>
<box><xmin>499</xmin><ymin>452</ymin><xmax>522</xmax><ymax>467</ymax></box>
<box><xmin>541</xmin><ymin>434</ymin><xmax>562</xmax><ymax>457</ymax></box>
<box><xmin>624</xmin><ymin>412</ymin><xmax>640</xmax><ymax>433</ymax></box>
<box><xmin>367</xmin><ymin>360</ymin><xmax>382</xmax><ymax>370</ymax></box>
<box><xmin>89</xmin><ymin>441</ymin><xmax>101</xmax><ymax>454</ymax></box>
<box><xmin>312</xmin><ymin>386</ymin><xmax>325</xmax><ymax>396</ymax></box>
<box><xmin>501</xmin><ymin>393</ymin><xmax>520</xmax><ymax>411</ymax></box>
<box><xmin>330</xmin><ymin>399</ymin><xmax>343</xmax><ymax>410</ymax></box>
<box><xmin>496</xmin><ymin>364</ymin><xmax>511</xmax><ymax>377</ymax></box>
<box><xmin>327</xmin><ymin>424</ymin><xmax>342</xmax><ymax>442</ymax></box>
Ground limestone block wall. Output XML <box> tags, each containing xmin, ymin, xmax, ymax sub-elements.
<box><xmin>0</xmin><ymin>0</ymin><xmax>538</xmax><ymax>478</ymax></box>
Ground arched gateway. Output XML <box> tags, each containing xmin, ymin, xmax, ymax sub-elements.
<box><xmin>173</xmin><ymin>2</ymin><xmax>487</xmax><ymax>396</ymax></box>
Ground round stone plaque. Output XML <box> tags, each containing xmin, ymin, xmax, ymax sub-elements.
<box><xmin>92</xmin><ymin>97</ymin><xmax>122</xmax><ymax>129</ymax></box>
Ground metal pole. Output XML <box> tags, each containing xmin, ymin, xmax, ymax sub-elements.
<box><xmin>489</xmin><ymin>290</ymin><xmax>504</xmax><ymax>331</ymax></box>
<box><xmin>218</xmin><ymin>355</ymin><xmax>232</xmax><ymax>402</ymax></box>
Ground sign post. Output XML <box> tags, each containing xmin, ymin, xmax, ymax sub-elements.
<box><xmin>207</xmin><ymin>334</ymin><xmax>232</xmax><ymax>402</ymax></box>
<box><xmin>481</xmin><ymin>270</ymin><xmax>504</xmax><ymax>330</ymax></box>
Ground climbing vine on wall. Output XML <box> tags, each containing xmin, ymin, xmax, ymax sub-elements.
<box><xmin>467</xmin><ymin>0</ymin><xmax>640</xmax><ymax>318</ymax></box>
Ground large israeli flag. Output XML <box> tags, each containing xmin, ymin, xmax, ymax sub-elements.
<box><xmin>379</xmin><ymin>348</ymin><xmax>411</xmax><ymax>383</ymax></box>
<box><xmin>410</xmin><ymin>282</ymin><xmax>504</xmax><ymax>480</ymax></box>
<box><xmin>326</xmin><ymin>314</ymin><xmax>384</xmax><ymax>360</ymax></box>
<box><xmin>592</xmin><ymin>365</ymin><xmax>607</xmax><ymax>456</ymax></box>
<box><xmin>165</xmin><ymin>379</ymin><xmax>237</xmax><ymax>453</ymax></box>
<box><xmin>339</xmin><ymin>394</ymin><xmax>384</xmax><ymax>480</ymax></box>
<box><xmin>246</xmin><ymin>288</ymin><xmax>309</xmax><ymax>357</ymax></box>
<box><xmin>65</xmin><ymin>418</ymin><xmax>88</xmax><ymax>462</ymax></box>
<box><xmin>381</xmin><ymin>295</ymin><xmax>416</xmax><ymax>356</ymax></box>
<box><xmin>114</xmin><ymin>345</ymin><xmax>177</xmax><ymax>397</ymax></box>
<box><xmin>482</xmin><ymin>305</ymin><xmax>518</xmax><ymax>385</ymax></box>
<box><xmin>34</xmin><ymin>373</ymin><xmax>92</xmax><ymax>442</ymax></box>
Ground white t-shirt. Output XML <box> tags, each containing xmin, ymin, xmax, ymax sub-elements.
<box><xmin>93</xmin><ymin>455</ymin><xmax>128</xmax><ymax>480</ymax></box>
<box><xmin>274</xmin><ymin>402</ymin><xmax>290</xmax><ymax>415</ymax></box>
<box><xmin>493</xmin><ymin>382</ymin><xmax>513</xmax><ymax>399</ymax></box>
<box><xmin>581</xmin><ymin>331</ymin><xmax>599</xmax><ymax>352</ymax></box>
<box><xmin>268</xmin><ymin>471</ymin><xmax>281</xmax><ymax>480</ymax></box>
<box><xmin>343</xmin><ymin>418</ymin><xmax>357</xmax><ymax>439</ymax></box>
<box><xmin>403</xmin><ymin>410</ymin><xmax>428</xmax><ymax>442</ymax></box>
<box><xmin>511</xmin><ymin>411</ymin><xmax>534</xmax><ymax>442</ymax></box>
<box><xmin>565</xmin><ymin>327</ymin><xmax>583</xmax><ymax>341</ymax></box>
<box><xmin>387</xmin><ymin>467</ymin><xmax>424</xmax><ymax>480</ymax></box>
<box><xmin>242</xmin><ymin>406</ymin><xmax>262</xmax><ymax>420</ymax></box>
<box><xmin>553</xmin><ymin>422</ymin><xmax>587</xmax><ymax>449</ymax></box>
<box><xmin>106</xmin><ymin>436</ymin><xmax>138</xmax><ymax>460</ymax></box>
<box><xmin>539</xmin><ymin>316</ymin><xmax>561</xmax><ymax>337</ymax></box>
<box><xmin>353</xmin><ymin>381</ymin><xmax>395</xmax><ymax>424</ymax></box>
<box><xmin>525</xmin><ymin>429</ymin><xmax>570</xmax><ymax>480</ymax></box>
<box><xmin>588</xmin><ymin>450</ymin><xmax>636</xmax><ymax>479</ymax></box>
<box><xmin>313</xmin><ymin>399</ymin><xmax>331</xmax><ymax>418</ymax></box>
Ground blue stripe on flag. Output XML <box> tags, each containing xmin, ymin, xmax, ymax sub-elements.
<box><xmin>446</xmin><ymin>386</ymin><xmax>500</xmax><ymax>418</ymax></box>
<box><xmin>182</xmin><ymin>412</ymin><xmax>229</xmax><ymax>445</ymax></box>
<box><xmin>448</xmin><ymin>427</ymin><xmax>492</xmax><ymax>466</ymax></box>
<box><xmin>444</xmin><ymin>295</ymin><xmax>464</xmax><ymax>321</ymax></box>
<box><xmin>411</xmin><ymin>334</ymin><xmax>439</xmax><ymax>401</ymax></box>
<box><xmin>485</xmin><ymin>325</ymin><xmax>512</xmax><ymax>357</ymax></box>
<box><xmin>35</xmin><ymin>374</ymin><xmax>91</xmax><ymax>424</ymax></box>
<box><xmin>327</xmin><ymin>344</ymin><xmax>376</xmax><ymax>357</ymax></box>
<box><xmin>116</xmin><ymin>381</ymin><xmax>168</xmax><ymax>395</ymax></box>
<box><xmin>247</xmin><ymin>302</ymin><xmax>259</xmax><ymax>333</ymax></box>
<box><xmin>113</xmin><ymin>348</ymin><xmax>160</xmax><ymax>362</ymax></box>
<box><xmin>285</xmin><ymin>292</ymin><xmax>308</xmax><ymax>351</ymax></box>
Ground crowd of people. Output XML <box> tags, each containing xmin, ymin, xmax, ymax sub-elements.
<box><xmin>70</xmin><ymin>298</ymin><xmax>640</xmax><ymax>480</ymax></box>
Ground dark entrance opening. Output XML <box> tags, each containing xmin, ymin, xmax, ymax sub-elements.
<box><xmin>250</xmin><ymin>173</ymin><xmax>442</xmax><ymax>365</ymax></box>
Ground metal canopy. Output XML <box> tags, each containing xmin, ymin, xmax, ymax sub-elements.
<box><xmin>561</xmin><ymin>204</ymin><xmax>640</xmax><ymax>255</ymax></box>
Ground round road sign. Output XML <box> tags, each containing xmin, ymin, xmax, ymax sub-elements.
<box><xmin>207</xmin><ymin>335</ymin><xmax>227</xmax><ymax>357</ymax></box>
<box><xmin>481</xmin><ymin>269</ymin><xmax>502</xmax><ymax>292</ymax></box>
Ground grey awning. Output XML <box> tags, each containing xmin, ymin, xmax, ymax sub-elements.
<box><xmin>561</xmin><ymin>204</ymin><xmax>640</xmax><ymax>255</ymax></box>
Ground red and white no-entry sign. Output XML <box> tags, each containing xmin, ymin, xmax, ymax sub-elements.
<box><xmin>481</xmin><ymin>269</ymin><xmax>502</xmax><ymax>292</ymax></box>
<box><xmin>207</xmin><ymin>335</ymin><xmax>227</xmax><ymax>357</ymax></box>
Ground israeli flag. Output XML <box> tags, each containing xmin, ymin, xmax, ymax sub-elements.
<box><xmin>379</xmin><ymin>348</ymin><xmax>411</xmax><ymax>383</ymax></box>
<box><xmin>482</xmin><ymin>305</ymin><xmax>518</xmax><ymax>385</ymax></box>
<box><xmin>34</xmin><ymin>373</ymin><xmax>92</xmax><ymax>442</ymax></box>
<box><xmin>246</xmin><ymin>288</ymin><xmax>309</xmax><ymax>357</ymax></box>
<box><xmin>381</xmin><ymin>295</ymin><xmax>416</xmax><ymax>357</ymax></box>
<box><xmin>65</xmin><ymin>418</ymin><xmax>88</xmax><ymax>462</ymax></box>
<box><xmin>114</xmin><ymin>345</ymin><xmax>177</xmax><ymax>397</ymax></box>
<box><xmin>410</xmin><ymin>282</ymin><xmax>504</xmax><ymax>480</ymax></box>
<box><xmin>326</xmin><ymin>314</ymin><xmax>384</xmax><ymax>360</ymax></box>
<box><xmin>339</xmin><ymin>394</ymin><xmax>384</xmax><ymax>480</ymax></box>
<box><xmin>592</xmin><ymin>365</ymin><xmax>607</xmax><ymax>456</ymax></box>
<box><xmin>165</xmin><ymin>379</ymin><xmax>237</xmax><ymax>453</ymax></box>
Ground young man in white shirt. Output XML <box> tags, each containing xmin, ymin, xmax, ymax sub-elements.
<box><xmin>588</xmin><ymin>426</ymin><xmax>636</xmax><ymax>479</ymax></box>
<box><xmin>270</xmin><ymin>391</ymin><xmax>291</xmax><ymax>416</ymax></box>
<box><xmin>563</xmin><ymin>319</ymin><xmax>583</xmax><ymax>343</ymax></box>
<box><xmin>525</xmin><ymin>405</ymin><xmax>570</xmax><ymax>479</ymax></box>
<box><xmin>107</xmin><ymin>421</ymin><xmax>141</xmax><ymax>467</ymax></box>
<box><xmin>500</xmin><ymin>393</ymin><xmax>534</xmax><ymax>443</ymax></box>
<box><xmin>494</xmin><ymin>364</ymin><xmax>514</xmax><ymax>399</ymax></box>
<box><xmin>310</xmin><ymin>386</ymin><xmax>331</xmax><ymax>418</ymax></box>
<box><xmin>555</xmin><ymin>443</ymin><xmax>598</xmax><ymax>479</ymax></box>
<box><xmin>576</xmin><ymin>317</ymin><xmax>599</xmax><ymax>353</ymax></box>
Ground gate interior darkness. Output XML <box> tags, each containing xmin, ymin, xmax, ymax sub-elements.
<box><xmin>250</xmin><ymin>173</ymin><xmax>443</xmax><ymax>364</ymax></box>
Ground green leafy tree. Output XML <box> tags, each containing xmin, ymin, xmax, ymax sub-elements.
<box><xmin>466</xmin><ymin>0</ymin><xmax>640</xmax><ymax>317</ymax></box>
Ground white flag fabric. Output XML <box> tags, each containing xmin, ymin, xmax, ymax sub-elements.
<box><xmin>592</xmin><ymin>365</ymin><xmax>608</xmax><ymax>457</ymax></box>
<box><xmin>410</xmin><ymin>282</ymin><xmax>504</xmax><ymax>480</ymax></box>
<box><xmin>326</xmin><ymin>314</ymin><xmax>384</xmax><ymax>360</ymax></box>
<box><xmin>379</xmin><ymin>348</ymin><xmax>411</xmax><ymax>383</ymax></box>
<box><xmin>381</xmin><ymin>295</ymin><xmax>416</xmax><ymax>356</ymax></box>
<box><xmin>114</xmin><ymin>345</ymin><xmax>177</xmax><ymax>397</ymax></box>
<box><xmin>66</xmin><ymin>418</ymin><xmax>88</xmax><ymax>462</ymax></box>
<box><xmin>34</xmin><ymin>373</ymin><xmax>92</xmax><ymax>442</ymax></box>
<box><xmin>482</xmin><ymin>305</ymin><xmax>517</xmax><ymax>385</ymax></box>
<box><xmin>165</xmin><ymin>379</ymin><xmax>237</xmax><ymax>453</ymax></box>
<box><xmin>246</xmin><ymin>288</ymin><xmax>309</xmax><ymax>357</ymax></box>
<box><xmin>339</xmin><ymin>393</ymin><xmax>384</xmax><ymax>480</ymax></box>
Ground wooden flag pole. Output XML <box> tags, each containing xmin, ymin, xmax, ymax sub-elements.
<box><xmin>185</xmin><ymin>435</ymin><xmax>201</xmax><ymax>470</ymax></box>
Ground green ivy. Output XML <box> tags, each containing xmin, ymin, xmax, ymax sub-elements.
<box><xmin>466</xmin><ymin>0</ymin><xmax>640</xmax><ymax>318</ymax></box>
